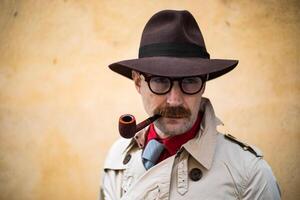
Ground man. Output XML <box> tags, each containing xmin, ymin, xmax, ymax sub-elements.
<box><xmin>100</xmin><ymin>10</ymin><xmax>281</xmax><ymax>200</ymax></box>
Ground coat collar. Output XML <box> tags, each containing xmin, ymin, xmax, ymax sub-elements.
<box><xmin>123</xmin><ymin>97</ymin><xmax>223</xmax><ymax>170</ymax></box>
<box><xmin>182</xmin><ymin>97</ymin><xmax>222</xmax><ymax>169</ymax></box>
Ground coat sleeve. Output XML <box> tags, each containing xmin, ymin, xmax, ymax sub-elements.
<box><xmin>242</xmin><ymin>158</ymin><xmax>281</xmax><ymax>200</ymax></box>
<box><xmin>99</xmin><ymin>138</ymin><xmax>132</xmax><ymax>200</ymax></box>
<box><xmin>100</xmin><ymin>169</ymin><xmax>123</xmax><ymax>200</ymax></box>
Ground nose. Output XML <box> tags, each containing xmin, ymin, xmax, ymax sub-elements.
<box><xmin>166</xmin><ymin>82</ymin><xmax>184</xmax><ymax>106</ymax></box>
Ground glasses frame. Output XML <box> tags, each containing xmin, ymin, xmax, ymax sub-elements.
<box><xmin>140</xmin><ymin>73</ymin><xmax>207</xmax><ymax>95</ymax></box>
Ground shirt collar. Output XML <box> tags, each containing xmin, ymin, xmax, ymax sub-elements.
<box><xmin>123</xmin><ymin>97</ymin><xmax>223</xmax><ymax>170</ymax></box>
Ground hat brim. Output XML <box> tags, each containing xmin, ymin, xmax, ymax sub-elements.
<box><xmin>109</xmin><ymin>57</ymin><xmax>238</xmax><ymax>81</ymax></box>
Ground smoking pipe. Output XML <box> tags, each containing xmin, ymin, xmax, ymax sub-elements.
<box><xmin>119</xmin><ymin>114</ymin><xmax>161</xmax><ymax>138</ymax></box>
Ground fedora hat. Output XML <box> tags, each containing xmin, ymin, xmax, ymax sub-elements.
<box><xmin>109</xmin><ymin>10</ymin><xmax>238</xmax><ymax>80</ymax></box>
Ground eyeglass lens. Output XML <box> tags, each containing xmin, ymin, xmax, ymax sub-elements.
<box><xmin>149</xmin><ymin>76</ymin><xmax>203</xmax><ymax>95</ymax></box>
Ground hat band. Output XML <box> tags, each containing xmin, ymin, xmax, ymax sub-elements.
<box><xmin>139</xmin><ymin>43</ymin><xmax>210</xmax><ymax>59</ymax></box>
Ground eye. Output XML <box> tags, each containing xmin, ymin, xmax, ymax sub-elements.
<box><xmin>182</xmin><ymin>77</ymin><xmax>202</xmax><ymax>84</ymax></box>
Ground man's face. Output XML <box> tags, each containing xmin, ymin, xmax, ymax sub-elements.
<box><xmin>132</xmin><ymin>71</ymin><xmax>205</xmax><ymax>138</ymax></box>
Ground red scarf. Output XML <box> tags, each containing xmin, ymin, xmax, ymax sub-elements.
<box><xmin>145</xmin><ymin>114</ymin><xmax>201</xmax><ymax>163</ymax></box>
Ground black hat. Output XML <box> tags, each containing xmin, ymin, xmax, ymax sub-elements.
<box><xmin>109</xmin><ymin>10</ymin><xmax>238</xmax><ymax>80</ymax></box>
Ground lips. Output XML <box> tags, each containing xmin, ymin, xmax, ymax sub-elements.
<box><xmin>162</xmin><ymin>114</ymin><xmax>189</xmax><ymax>118</ymax></box>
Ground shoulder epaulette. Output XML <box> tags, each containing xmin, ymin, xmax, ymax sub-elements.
<box><xmin>224</xmin><ymin>134</ymin><xmax>263</xmax><ymax>158</ymax></box>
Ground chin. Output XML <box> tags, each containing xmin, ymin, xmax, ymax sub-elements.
<box><xmin>164</xmin><ymin>127</ymin><xmax>188</xmax><ymax>136</ymax></box>
<box><xmin>158</xmin><ymin>118</ymin><xmax>191</xmax><ymax>136</ymax></box>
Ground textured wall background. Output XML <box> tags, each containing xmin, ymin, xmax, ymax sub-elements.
<box><xmin>0</xmin><ymin>0</ymin><xmax>299</xmax><ymax>200</ymax></box>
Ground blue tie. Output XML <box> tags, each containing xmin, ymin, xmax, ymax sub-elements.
<box><xmin>142</xmin><ymin>139</ymin><xmax>165</xmax><ymax>170</ymax></box>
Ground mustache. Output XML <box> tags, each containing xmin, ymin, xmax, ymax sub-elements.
<box><xmin>153</xmin><ymin>105</ymin><xmax>191</xmax><ymax>118</ymax></box>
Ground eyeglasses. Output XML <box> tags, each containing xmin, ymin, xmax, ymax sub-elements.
<box><xmin>140</xmin><ymin>73</ymin><xmax>207</xmax><ymax>95</ymax></box>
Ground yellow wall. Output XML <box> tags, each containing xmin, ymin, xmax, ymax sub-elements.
<box><xmin>0</xmin><ymin>0</ymin><xmax>299</xmax><ymax>199</ymax></box>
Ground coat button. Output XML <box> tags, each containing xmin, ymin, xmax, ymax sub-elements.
<box><xmin>189</xmin><ymin>168</ymin><xmax>202</xmax><ymax>181</ymax></box>
<box><xmin>123</xmin><ymin>154</ymin><xmax>131</xmax><ymax>165</ymax></box>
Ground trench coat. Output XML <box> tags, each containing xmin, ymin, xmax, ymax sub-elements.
<box><xmin>100</xmin><ymin>98</ymin><xmax>281</xmax><ymax>200</ymax></box>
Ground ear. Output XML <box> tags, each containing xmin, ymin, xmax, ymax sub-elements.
<box><xmin>200</xmin><ymin>82</ymin><xmax>206</xmax><ymax>95</ymax></box>
<box><xmin>132</xmin><ymin>70</ymin><xmax>141</xmax><ymax>94</ymax></box>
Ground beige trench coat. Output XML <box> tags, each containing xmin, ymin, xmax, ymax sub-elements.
<box><xmin>100</xmin><ymin>98</ymin><xmax>281</xmax><ymax>200</ymax></box>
